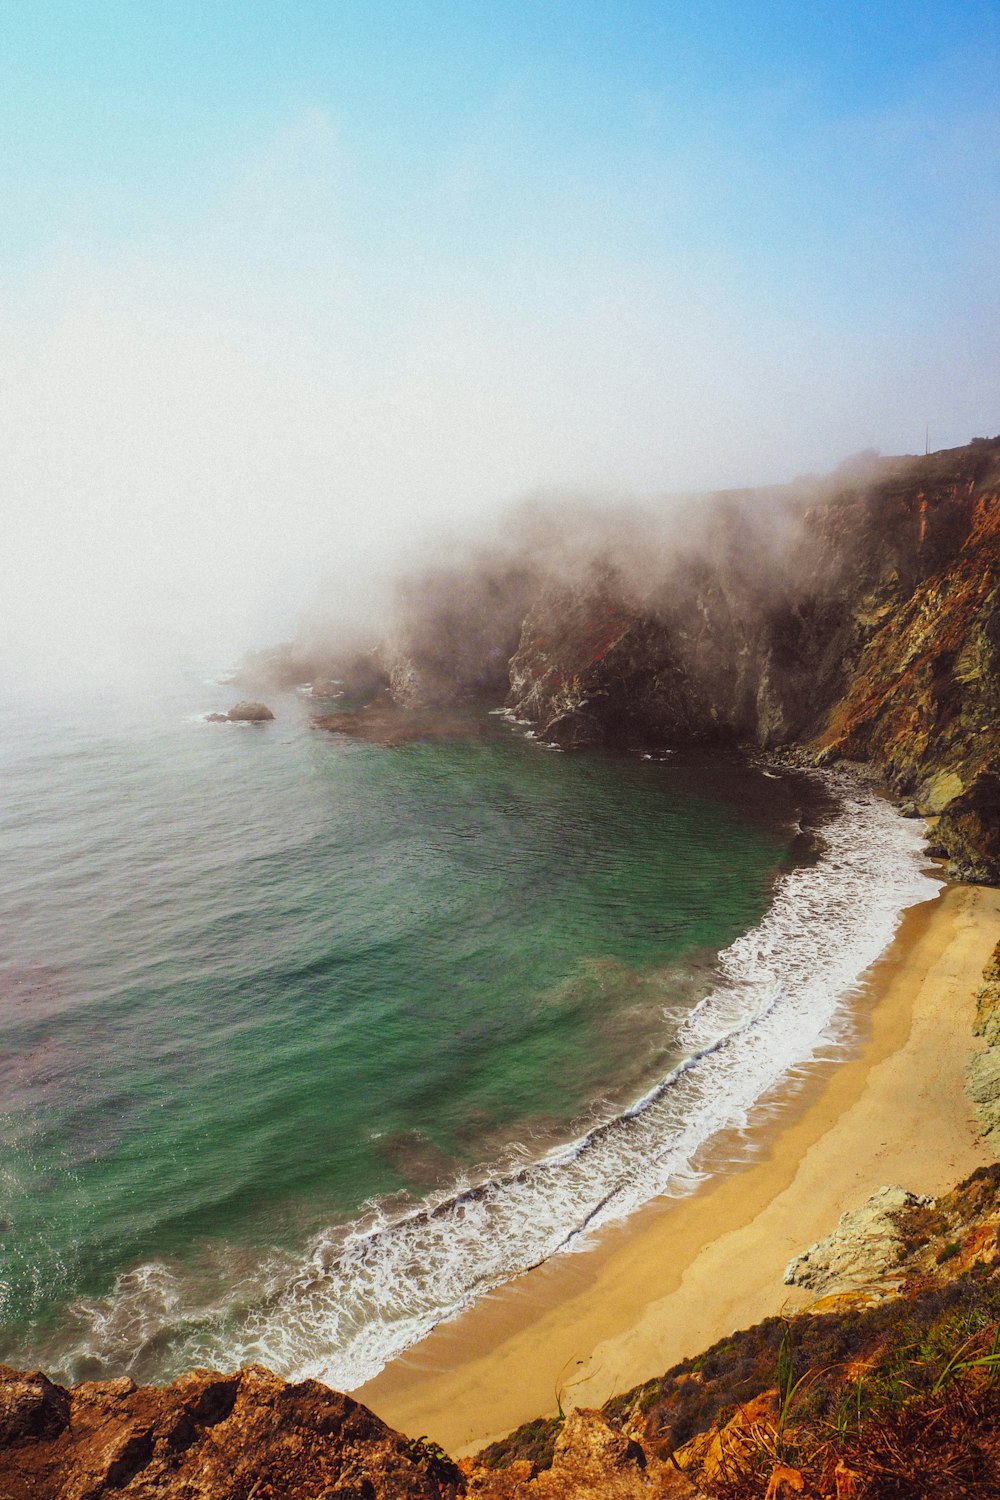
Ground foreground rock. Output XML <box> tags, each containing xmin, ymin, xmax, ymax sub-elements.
<box><xmin>467</xmin><ymin>1407</ymin><xmax>704</xmax><ymax>1497</ymax></box>
<box><xmin>7</xmin><ymin>1170</ymin><xmax>1000</xmax><ymax>1497</ymax></box>
<box><xmin>480</xmin><ymin>1166</ymin><xmax>1000</xmax><ymax>1497</ymax></box>
<box><xmin>0</xmin><ymin>1363</ymin><xmax>463</xmax><ymax>1499</ymax></box>
<box><xmin>206</xmin><ymin>701</ymin><xmax>275</xmax><ymax>723</ymax></box>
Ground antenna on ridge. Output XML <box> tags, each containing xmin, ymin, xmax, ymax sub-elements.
<box><xmin>925</xmin><ymin>422</ymin><xmax>929</xmax><ymax>456</ymax></box>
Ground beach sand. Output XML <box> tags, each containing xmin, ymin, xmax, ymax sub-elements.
<box><xmin>355</xmin><ymin>879</ymin><xmax>1000</xmax><ymax>1454</ymax></box>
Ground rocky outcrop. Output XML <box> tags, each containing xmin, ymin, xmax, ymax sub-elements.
<box><xmin>0</xmin><ymin>1363</ymin><xmax>464</xmax><ymax>1499</ymax></box>
<box><xmin>313</xmin><ymin>700</ymin><xmax>487</xmax><ymax>746</ymax></box>
<box><xmin>812</xmin><ymin>452</ymin><xmax>1000</xmax><ymax>883</ymax></box>
<box><xmin>968</xmin><ymin>940</ymin><xmax>1000</xmax><ymax>1139</ymax></box>
<box><xmin>7</xmin><ymin>1171</ymin><xmax>1000</xmax><ymax>1498</ymax></box>
<box><xmin>783</xmin><ymin>1167</ymin><xmax>1000</xmax><ymax>1309</ymax></box>
<box><xmin>235</xmin><ymin>640</ymin><xmax>389</xmax><ymax>703</ymax></box>
<box><xmin>483</xmin><ymin>1166</ymin><xmax>1000</xmax><ymax>1498</ymax></box>
<box><xmin>783</xmin><ymin>1186</ymin><xmax>935</xmax><ymax>1298</ymax></box>
<box><xmin>206</xmin><ymin>701</ymin><xmax>275</xmax><ymax>723</ymax></box>
<box><xmin>226</xmin><ymin>701</ymin><xmax>275</xmax><ymax>722</ymax></box>
<box><xmin>467</xmin><ymin>1407</ymin><xmax>703</xmax><ymax>1497</ymax></box>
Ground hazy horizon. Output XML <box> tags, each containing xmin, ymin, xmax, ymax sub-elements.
<box><xmin>2</xmin><ymin>2</ymin><xmax>999</xmax><ymax>690</ymax></box>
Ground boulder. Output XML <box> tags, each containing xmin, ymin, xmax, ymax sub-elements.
<box><xmin>784</xmin><ymin>1186</ymin><xmax>934</xmax><ymax>1295</ymax></box>
<box><xmin>204</xmin><ymin>702</ymin><xmax>275</xmax><ymax>723</ymax></box>
<box><xmin>226</xmin><ymin>701</ymin><xmax>274</xmax><ymax>722</ymax></box>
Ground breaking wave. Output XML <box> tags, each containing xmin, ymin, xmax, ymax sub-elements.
<box><xmin>56</xmin><ymin>776</ymin><xmax>939</xmax><ymax>1391</ymax></box>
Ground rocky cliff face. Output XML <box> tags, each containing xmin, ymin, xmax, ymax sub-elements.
<box><xmin>482</xmin><ymin>1164</ymin><xmax>1000</xmax><ymax>1499</ymax></box>
<box><xmin>502</xmin><ymin>439</ymin><xmax>1000</xmax><ymax>881</ymax></box>
<box><xmin>248</xmin><ymin>438</ymin><xmax>1000</xmax><ymax>880</ymax></box>
<box><xmin>968</xmin><ymin>939</ymin><xmax>1000</xmax><ymax>1139</ymax></box>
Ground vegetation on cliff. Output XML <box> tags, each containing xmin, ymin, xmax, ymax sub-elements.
<box><xmin>475</xmin><ymin>1165</ymin><xmax>1000</xmax><ymax>1498</ymax></box>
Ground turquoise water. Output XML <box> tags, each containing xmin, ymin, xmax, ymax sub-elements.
<box><xmin>0</xmin><ymin>676</ymin><xmax>805</xmax><ymax>1378</ymax></box>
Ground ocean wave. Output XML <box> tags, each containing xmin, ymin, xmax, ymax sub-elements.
<box><xmin>57</xmin><ymin>777</ymin><xmax>940</xmax><ymax>1390</ymax></box>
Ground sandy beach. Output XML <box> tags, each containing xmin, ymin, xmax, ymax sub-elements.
<box><xmin>356</xmin><ymin>879</ymin><xmax>1000</xmax><ymax>1454</ymax></box>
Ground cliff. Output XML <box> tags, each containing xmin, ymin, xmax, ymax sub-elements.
<box><xmin>502</xmin><ymin>440</ymin><xmax>1000</xmax><ymax>881</ymax></box>
<box><xmin>283</xmin><ymin>437</ymin><xmax>1000</xmax><ymax>883</ymax></box>
<box><xmin>473</xmin><ymin>1164</ymin><xmax>1000</xmax><ymax>1499</ymax></box>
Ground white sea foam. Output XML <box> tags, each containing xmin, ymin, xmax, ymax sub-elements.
<box><xmin>61</xmin><ymin>777</ymin><xmax>940</xmax><ymax>1390</ymax></box>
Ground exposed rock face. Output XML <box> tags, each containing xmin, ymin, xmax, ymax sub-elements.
<box><xmin>783</xmin><ymin>1186</ymin><xmax>935</xmax><ymax>1297</ymax></box>
<box><xmin>480</xmin><ymin>1167</ymin><xmax>1000</xmax><ymax>1499</ymax></box>
<box><xmin>968</xmin><ymin>939</ymin><xmax>1000</xmax><ymax>1139</ymax></box>
<box><xmin>385</xmin><ymin>559</ymin><xmax>540</xmax><ymax>710</ymax></box>
<box><xmin>0</xmin><ymin>1363</ymin><xmax>464</xmax><ymax>1499</ymax></box>
<box><xmin>7</xmin><ymin>1170</ymin><xmax>1000</xmax><ymax>1498</ymax></box>
<box><xmin>503</xmin><ymin>440</ymin><xmax>1000</xmax><ymax>880</ymax></box>
<box><xmin>813</xmin><ymin>452</ymin><xmax>1000</xmax><ymax>883</ymax></box>
<box><xmin>506</xmin><ymin>573</ymin><xmax>714</xmax><ymax>750</ymax></box>
<box><xmin>466</xmin><ymin>1407</ymin><xmax>703</xmax><ymax>1498</ymax></box>
<box><xmin>784</xmin><ymin>1167</ymin><xmax>1000</xmax><ymax>1308</ymax></box>
<box><xmin>246</xmin><ymin>439</ymin><xmax>1000</xmax><ymax>877</ymax></box>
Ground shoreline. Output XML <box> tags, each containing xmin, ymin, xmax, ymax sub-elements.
<box><xmin>355</xmin><ymin>878</ymin><xmax>1000</xmax><ymax>1454</ymax></box>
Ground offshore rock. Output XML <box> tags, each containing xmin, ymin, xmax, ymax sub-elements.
<box><xmin>226</xmin><ymin>700</ymin><xmax>275</xmax><ymax>721</ymax></box>
<box><xmin>0</xmin><ymin>1363</ymin><xmax>464</xmax><ymax>1499</ymax></box>
<box><xmin>206</xmin><ymin>701</ymin><xmax>275</xmax><ymax>723</ymax></box>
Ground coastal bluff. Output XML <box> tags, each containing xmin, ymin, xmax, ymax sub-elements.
<box><xmin>244</xmin><ymin>436</ymin><xmax>1000</xmax><ymax>885</ymax></box>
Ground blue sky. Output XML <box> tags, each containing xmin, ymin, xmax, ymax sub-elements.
<box><xmin>2</xmin><ymin>2</ymin><xmax>999</xmax><ymax>677</ymax></box>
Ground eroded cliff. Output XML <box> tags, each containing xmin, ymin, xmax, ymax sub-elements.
<box><xmin>268</xmin><ymin>438</ymin><xmax>999</xmax><ymax>880</ymax></box>
<box><xmin>502</xmin><ymin>441</ymin><xmax>1000</xmax><ymax>879</ymax></box>
<box><xmin>237</xmin><ymin>436</ymin><xmax>1000</xmax><ymax>884</ymax></box>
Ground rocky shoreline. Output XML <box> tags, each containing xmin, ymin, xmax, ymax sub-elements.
<box><xmin>7</xmin><ymin>439</ymin><xmax>999</xmax><ymax>1497</ymax></box>
<box><xmin>243</xmin><ymin>438</ymin><xmax>1000</xmax><ymax>886</ymax></box>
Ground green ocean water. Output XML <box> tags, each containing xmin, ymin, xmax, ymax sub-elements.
<box><xmin>0</xmin><ymin>677</ymin><xmax>807</xmax><ymax>1379</ymax></box>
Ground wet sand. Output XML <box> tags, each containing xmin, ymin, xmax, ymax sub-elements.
<box><xmin>355</xmin><ymin>880</ymin><xmax>1000</xmax><ymax>1453</ymax></box>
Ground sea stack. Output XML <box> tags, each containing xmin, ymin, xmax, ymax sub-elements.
<box><xmin>207</xmin><ymin>701</ymin><xmax>275</xmax><ymax>723</ymax></box>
